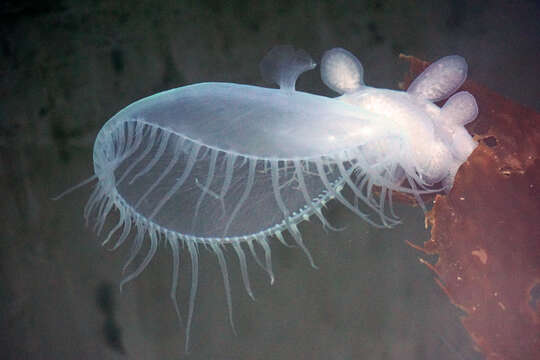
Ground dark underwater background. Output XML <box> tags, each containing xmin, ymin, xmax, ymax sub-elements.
<box><xmin>1</xmin><ymin>0</ymin><xmax>538</xmax><ymax>359</ymax></box>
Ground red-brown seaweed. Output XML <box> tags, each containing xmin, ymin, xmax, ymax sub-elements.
<box><xmin>402</xmin><ymin>55</ymin><xmax>540</xmax><ymax>360</ymax></box>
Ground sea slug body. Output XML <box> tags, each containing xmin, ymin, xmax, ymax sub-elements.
<box><xmin>67</xmin><ymin>45</ymin><xmax>478</xmax><ymax>351</ymax></box>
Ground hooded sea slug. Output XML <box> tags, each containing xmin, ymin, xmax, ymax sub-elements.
<box><xmin>60</xmin><ymin>45</ymin><xmax>478</xmax><ymax>351</ymax></box>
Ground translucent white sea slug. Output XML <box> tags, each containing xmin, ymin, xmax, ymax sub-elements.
<box><xmin>60</xmin><ymin>45</ymin><xmax>478</xmax><ymax>351</ymax></box>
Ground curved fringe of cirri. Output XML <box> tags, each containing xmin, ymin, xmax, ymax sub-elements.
<box><xmin>78</xmin><ymin>117</ymin><xmax>438</xmax><ymax>352</ymax></box>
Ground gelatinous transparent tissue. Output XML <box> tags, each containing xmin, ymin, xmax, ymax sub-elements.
<box><xmin>59</xmin><ymin>45</ymin><xmax>478</xmax><ymax>352</ymax></box>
